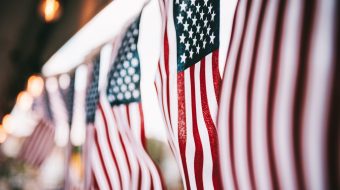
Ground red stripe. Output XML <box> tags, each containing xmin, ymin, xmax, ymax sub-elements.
<box><xmin>177</xmin><ymin>71</ymin><xmax>190</xmax><ymax>190</ymax></box>
<box><xmin>266</xmin><ymin>1</ymin><xmax>287</xmax><ymax>189</ymax></box>
<box><xmin>126</xmin><ymin>106</ymin><xmax>131</xmax><ymax>127</ymax></box>
<box><xmin>98</xmin><ymin>103</ymin><xmax>123</xmax><ymax>188</ymax></box>
<box><xmin>164</xmin><ymin>30</ymin><xmax>172</xmax><ymax>127</ymax></box>
<box><xmin>293</xmin><ymin>1</ymin><xmax>316</xmax><ymax>189</ymax></box>
<box><xmin>94</xmin><ymin>129</ymin><xmax>113</xmax><ymax>189</ymax></box>
<box><xmin>200</xmin><ymin>58</ymin><xmax>222</xmax><ymax>190</ymax></box>
<box><xmin>326</xmin><ymin>2</ymin><xmax>340</xmax><ymax>188</ymax></box>
<box><xmin>212</xmin><ymin>50</ymin><xmax>221</xmax><ymax>102</ymax></box>
<box><xmin>190</xmin><ymin>65</ymin><xmax>204</xmax><ymax>190</ymax></box>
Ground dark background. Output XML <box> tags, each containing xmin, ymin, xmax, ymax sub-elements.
<box><xmin>0</xmin><ymin>0</ymin><xmax>111</xmax><ymax>118</ymax></box>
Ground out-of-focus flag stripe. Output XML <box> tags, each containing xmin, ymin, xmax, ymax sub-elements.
<box><xmin>19</xmin><ymin>120</ymin><xmax>55</xmax><ymax>167</ymax></box>
<box><xmin>218</xmin><ymin>0</ymin><xmax>339</xmax><ymax>189</ymax></box>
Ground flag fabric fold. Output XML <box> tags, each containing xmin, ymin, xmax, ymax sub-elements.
<box><xmin>217</xmin><ymin>0</ymin><xmax>340</xmax><ymax>189</ymax></box>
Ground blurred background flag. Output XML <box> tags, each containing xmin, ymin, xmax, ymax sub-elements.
<box><xmin>18</xmin><ymin>90</ymin><xmax>55</xmax><ymax>168</ymax></box>
<box><xmin>91</xmin><ymin>15</ymin><xmax>164</xmax><ymax>190</ymax></box>
<box><xmin>217</xmin><ymin>0</ymin><xmax>339</xmax><ymax>189</ymax></box>
<box><xmin>84</xmin><ymin>54</ymin><xmax>101</xmax><ymax>190</ymax></box>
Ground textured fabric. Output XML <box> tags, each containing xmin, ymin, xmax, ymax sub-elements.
<box><xmin>90</xmin><ymin>17</ymin><xmax>164</xmax><ymax>190</ymax></box>
<box><xmin>217</xmin><ymin>0</ymin><xmax>340</xmax><ymax>189</ymax></box>
<box><xmin>154</xmin><ymin>0</ymin><xmax>236</xmax><ymax>188</ymax></box>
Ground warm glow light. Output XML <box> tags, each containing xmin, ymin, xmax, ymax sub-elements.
<box><xmin>0</xmin><ymin>125</ymin><xmax>7</xmax><ymax>143</ymax></box>
<box><xmin>27</xmin><ymin>75</ymin><xmax>44</xmax><ymax>97</ymax></box>
<box><xmin>40</xmin><ymin>0</ymin><xmax>62</xmax><ymax>23</ymax></box>
<box><xmin>2</xmin><ymin>114</ymin><xmax>13</xmax><ymax>134</ymax></box>
<box><xmin>16</xmin><ymin>91</ymin><xmax>34</xmax><ymax>111</ymax></box>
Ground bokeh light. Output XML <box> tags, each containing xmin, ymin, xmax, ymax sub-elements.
<box><xmin>0</xmin><ymin>125</ymin><xmax>7</xmax><ymax>143</ymax></box>
<box><xmin>27</xmin><ymin>75</ymin><xmax>44</xmax><ymax>97</ymax></box>
<box><xmin>39</xmin><ymin>0</ymin><xmax>62</xmax><ymax>23</ymax></box>
<box><xmin>16</xmin><ymin>91</ymin><xmax>34</xmax><ymax>111</ymax></box>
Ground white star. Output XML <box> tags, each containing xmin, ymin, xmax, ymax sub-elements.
<box><xmin>200</xmin><ymin>10</ymin><xmax>205</xmax><ymax>20</ymax></box>
<box><xmin>200</xmin><ymin>31</ymin><xmax>204</xmax><ymax>40</ymax></box>
<box><xmin>177</xmin><ymin>14</ymin><xmax>184</xmax><ymax>24</ymax></box>
<box><xmin>185</xmin><ymin>41</ymin><xmax>190</xmax><ymax>50</ymax></box>
<box><xmin>187</xmin><ymin>9</ymin><xmax>193</xmax><ymax>18</ymax></box>
<box><xmin>196</xmin><ymin>44</ymin><xmax>200</xmax><ymax>54</ymax></box>
<box><xmin>208</xmin><ymin>4</ymin><xmax>213</xmax><ymax>13</ymax></box>
<box><xmin>203</xmin><ymin>39</ymin><xmax>207</xmax><ymax>49</ymax></box>
<box><xmin>180</xmin><ymin>53</ymin><xmax>187</xmax><ymax>63</ymax></box>
<box><xmin>211</xmin><ymin>11</ymin><xmax>216</xmax><ymax>21</ymax></box>
<box><xmin>189</xmin><ymin>49</ymin><xmax>194</xmax><ymax>58</ymax></box>
<box><xmin>190</xmin><ymin>0</ymin><xmax>196</xmax><ymax>5</ymax></box>
<box><xmin>204</xmin><ymin>0</ymin><xmax>208</xmax><ymax>6</ymax></box>
<box><xmin>196</xmin><ymin>4</ymin><xmax>201</xmax><ymax>13</ymax></box>
<box><xmin>192</xmin><ymin>16</ymin><xmax>197</xmax><ymax>25</ymax></box>
<box><xmin>179</xmin><ymin>33</ymin><xmax>186</xmax><ymax>43</ymax></box>
<box><xmin>193</xmin><ymin>37</ymin><xmax>197</xmax><ymax>45</ymax></box>
<box><xmin>196</xmin><ymin>24</ymin><xmax>201</xmax><ymax>33</ymax></box>
<box><xmin>204</xmin><ymin>17</ymin><xmax>208</xmax><ymax>27</ymax></box>
<box><xmin>179</xmin><ymin>1</ymin><xmax>187</xmax><ymax>11</ymax></box>
<box><xmin>183</xmin><ymin>21</ymin><xmax>189</xmax><ymax>31</ymax></box>
<box><xmin>188</xmin><ymin>28</ymin><xmax>194</xmax><ymax>38</ymax></box>
<box><xmin>175</xmin><ymin>0</ymin><xmax>179</xmax><ymax>4</ymax></box>
<box><xmin>209</xmin><ymin>32</ymin><xmax>215</xmax><ymax>44</ymax></box>
<box><xmin>207</xmin><ymin>25</ymin><xmax>211</xmax><ymax>34</ymax></box>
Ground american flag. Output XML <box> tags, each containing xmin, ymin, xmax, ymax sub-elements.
<box><xmin>154</xmin><ymin>0</ymin><xmax>232</xmax><ymax>188</ymax></box>
<box><xmin>84</xmin><ymin>55</ymin><xmax>100</xmax><ymax>190</ymax></box>
<box><xmin>89</xmin><ymin>17</ymin><xmax>164</xmax><ymax>190</ymax></box>
<box><xmin>18</xmin><ymin>91</ymin><xmax>55</xmax><ymax>167</ymax></box>
<box><xmin>218</xmin><ymin>0</ymin><xmax>340</xmax><ymax>189</ymax></box>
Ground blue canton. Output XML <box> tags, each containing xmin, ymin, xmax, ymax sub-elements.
<box><xmin>174</xmin><ymin>0</ymin><xmax>220</xmax><ymax>72</ymax></box>
<box><xmin>86</xmin><ymin>55</ymin><xmax>100</xmax><ymax>124</ymax></box>
<box><xmin>107</xmin><ymin>17</ymin><xmax>141</xmax><ymax>106</ymax></box>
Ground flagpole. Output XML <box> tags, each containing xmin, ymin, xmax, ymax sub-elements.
<box><xmin>42</xmin><ymin>0</ymin><xmax>149</xmax><ymax>77</ymax></box>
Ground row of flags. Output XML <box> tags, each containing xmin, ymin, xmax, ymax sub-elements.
<box><xmin>15</xmin><ymin>0</ymin><xmax>339</xmax><ymax>189</ymax></box>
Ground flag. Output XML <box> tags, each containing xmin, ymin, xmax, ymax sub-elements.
<box><xmin>18</xmin><ymin>91</ymin><xmax>55</xmax><ymax>167</ymax></box>
<box><xmin>154</xmin><ymin>0</ymin><xmax>235</xmax><ymax>188</ymax></box>
<box><xmin>217</xmin><ymin>0</ymin><xmax>340</xmax><ymax>189</ymax></box>
<box><xmin>84</xmin><ymin>55</ymin><xmax>100</xmax><ymax>190</ymax></box>
<box><xmin>89</xmin><ymin>16</ymin><xmax>164</xmax><ymax>190</ymax></box>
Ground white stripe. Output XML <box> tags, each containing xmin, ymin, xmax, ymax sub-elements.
<box><xmin>303</xmin><ymin>1</ymin><xmax>335</xmax><ymax>189</ymax></box>
<box><xmin>99</xmin><ymin>97</ymin><xmax>131</xmax><ymax>190</ymax></box>
<box><xmin>219</xmin><ymin>0</ymin><xmax>239</xmax><ymax>74</ymax></box>
<box><xmin>116</xmin><ymin>105</ymin><xmax>150</xmax><ymax>190</ymax></box>
<box><xmin>95</xmin><ymin>111</ymin><xmax>121</xmax><ymax>189</ymax></box>
<box><xmin>273</xmin><ymin>1</ymin><xmax>302</xmax><ymax>189</ymax></box>
<box><xmin>204</xmin><ymin>54</ymin><xmax>218</xmax><ymax>124</ymax></box>
<box><xmin>184</xmin><ymin>68</ymin><xmax>197</xmax><ymax>190</ymax></box>
<box><xmin>233</xmin><ymin>0</ymin><xmax>262</xmax><ymax>189</ymax></box>
<box><xmin>218</xmin><ymin>0</ymin><xmax>248</xmax><ymax>188</ymax></box>
<box><xmin>194</xmin><ymin>61</ymin><xmax>214</xmax><ymax>190</ymax></box>
<box><xmin>252</xmin><ymin>1</ymin><xmax>278</xmax><ymax>189</ymax></box>
<box><xmin>129</xmin><ymin>103</ymin><xmax>142</xmax><ymax>143</ymax></box>
<box><xmin>129</xmin><ymin>104</ymin><xmax>163</xmax><ymax>189</ymax></box>
<box><xmin>91</xmin><ymin>143</ymin><xmax>111</xmax><ymax>190</ymax></box>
